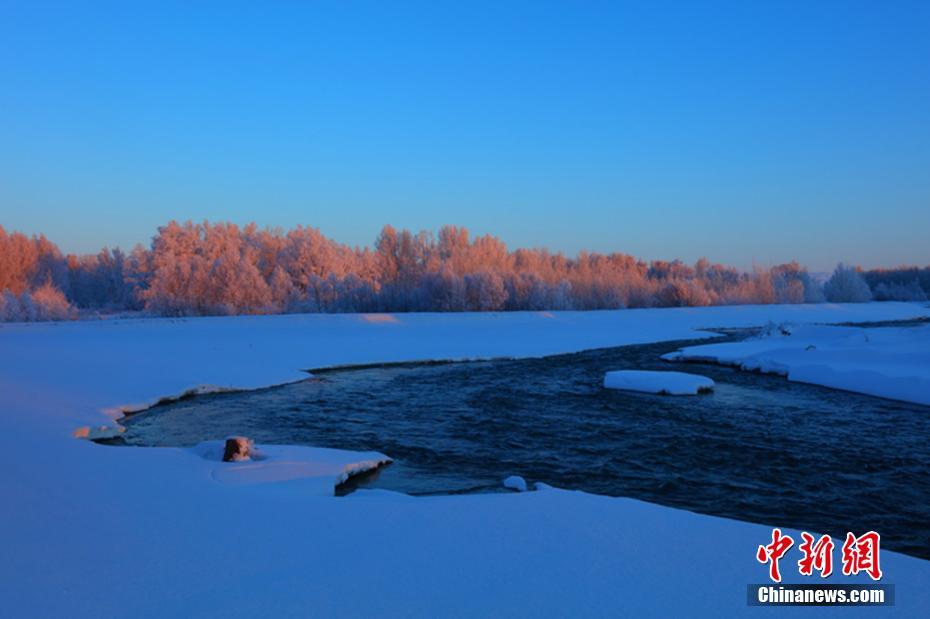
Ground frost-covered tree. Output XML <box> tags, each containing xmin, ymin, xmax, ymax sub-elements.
<box><xmin>824</xmin><ymin>264</ymin><xmax>872</xmax><ymax>303</ymax></box>
<box><xmin>141</xmin><ymin>221</ymin><xmax>272</xmax><ymax>315</ymax></box>
<box><xmin>0</xmin><ymin>290</ymin><xmax>16</xmax><ymax>321</ymax></box>
<box><xmin>464</xmin><ymin>270</ymin><xmax>508</xmax><ymax>311</ymax></box>
<box><xmin>656</xmin><ymin>280</ymin><xmax>712</xmax><ymax>307</ymax></box>
<box><xmin>872</xmin><ymin>280</ymin><xmax>927</xmax><ymax>302</ymax></box>
<box><xmin>269</xmin><ymin>266</ymin><xmax>298</xmax><ymax>312</ymax></box>
<box><xmin>2</xmin><ymin>221</ymin><xmax>898</xmax><ymax>318</ymax></box>
<box><xmin>864</xmin><ymin>266</ymin><xmax>930</xmax><ymax>300</ymax></box>
<box><xmin>0</xmin><ymin>227</ymin><xmax>34</xmax><ymax>294</ymax></box>
<box><xmin>769</xmin><ymin>262</ymin><xmax>823</xmax><ymax>304</ymax></box>
<box><xmin>67</xmin><ymin>247</ymin><xmax>139</xmax><ymax>310</ymax></box>
<box><xmin>0</xmin><ymin>226</ymin><xmax>66</xmax><ymax>295</ymax></box>
<box><xmin>0</xmin><ymin>284</ymin><xmax>72</xmax><ymax>321</ymax></box>
<box><xmin>30</xmin><ymin>281</ymin><xmax>73</xmax><ymax>320</ymax></box>
<box><xmin>423</xmin><ymin>266</ymin><xmax>467</xmax><ymax>312</ymax></box>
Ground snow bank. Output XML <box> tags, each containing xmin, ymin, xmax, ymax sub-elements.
<box><xmin>663</xmin><ymin>322</ymin><xmax>930</xmax><ymax>406</ymax></box>
<box><xmin>191</xmin><ymin>441</ymin><xmax>392</xmax><ymax>491</ymax></box>
<box><xmin>1</xmin><ymin>304</ymin><xmax>929</xmax><ymax>617</ymax></box>
<box><xmin>604</xmin><ymin>370</ymin><xmax>714</xmax><ymax>395</ymax></box>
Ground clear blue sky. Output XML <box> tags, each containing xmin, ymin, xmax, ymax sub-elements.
<box><xmin>1</xmin><ymin>1</ymin><xmax>928</xmax><ymax>270</ymax></box>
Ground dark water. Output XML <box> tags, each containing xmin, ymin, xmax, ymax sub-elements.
<box><xmin>122</xmin><ymin>333</ymin><xmax>930</xmax><ymax>560</ymax></box>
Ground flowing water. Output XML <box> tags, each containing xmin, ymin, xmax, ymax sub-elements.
<box><xmin>121</xmin><ymin>331</ymin><xmax>930</xmax><ymax>560</ymax></box>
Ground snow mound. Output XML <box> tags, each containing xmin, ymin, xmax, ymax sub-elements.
<box><xmin>603</xmin><ymin>370</ymin><xmax>715</xmax><ymax>395</ymax></box>
<box><xmin>191</xmin><ymin>441</ymin><xmax>391</xmax><ymax>494</ymax></box>
<box><xmin>503</xmin><ymin>475</ymin><xmax>528</xmax><ymax>492</ymax></box>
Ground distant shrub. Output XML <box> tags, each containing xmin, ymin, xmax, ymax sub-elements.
<box><xmin>863</xmin><ymin>266</ymin><xmax>930</xmax><ymax>300</ymax></box>
<box><xmin>656</xmin><ymin>280</ymin><xmax>711</xmax><ymax>307</ymax></box>
<box><xmin>0</xmin><ymin>290</ymin><xmax>13</xmax><ymax>321</ymax></box>
<box><xmin>824</xmin><ymin>264</ymin><xmax>872</xmax><ymax>303</ymax></box>
<box><xmin>803</xmin><ymin>277</ymin><xmax>826</xmax><ymax>303</ymax></box>
<box><xmin>0</xmin><ymin>283</ymin><xmax>74</xmax><ymax>322</ymax></box>
<box><xmin>872</xmin><ymin>280</ymin><xmax>928</xmax><ymax>302</ymax></box>
<box><xmin>31</xmin><ymin>281</ymin><xmax>74</xmax><ymax>320</ymax></box>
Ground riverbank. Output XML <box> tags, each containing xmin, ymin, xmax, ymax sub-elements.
<box><xmin>2</xmin><ymin>303</ymin><xmax>929</xmax><ymax>616</ymax></box>
<box><xmin>663</xmin><ymin>322</ymin><xmax>930</xmax><ymax>405</ymax></box>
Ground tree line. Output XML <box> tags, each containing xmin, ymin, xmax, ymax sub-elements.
<box><xmin>0</xmin><ymin>221</ymin><xmax>923</xmax><ymax>321</ymax></box>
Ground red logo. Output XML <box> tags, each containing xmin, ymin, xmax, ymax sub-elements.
<box><xmin>841</xmin><ymin>531</ymin><xmax>883</xmax><ymax>581</ymax></box>
<box><xmin>757</xmin><ymin>529</ymin><xmax>882</xmax><ymax>582</ymax></box>
<box><xmin>756</xmin><ymin>528</ymin><xmax>794</xmax><ymax>583</ymax></box>
<box><xmin>798</xmin><ymin>532</ymin><xmax>834</xmax><ymax>577</ymax></box>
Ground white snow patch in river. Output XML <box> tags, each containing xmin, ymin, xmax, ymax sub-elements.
<box><xmin>603</xmin><ymin>370</ymin><xmax>714</xmax><ymax>395</ymax></box>
<box><xmin>663</xmin><ymin>322</ymin><xmax>930</xmax><ymax>406</ymax></box>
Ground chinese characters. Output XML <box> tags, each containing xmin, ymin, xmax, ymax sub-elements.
<box><xmin>757</xmin><ymin>529</ymin><xmax>882</xmax><ymax>582</ymax></box>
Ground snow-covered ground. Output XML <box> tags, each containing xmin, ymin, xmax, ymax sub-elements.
<box><xmin>604</xmin><ymin>369</ymin><xmax>714</xmax><ymax>394</ymax></box>
<box><xmin>190</xmin><ymin>440</ymin><xmax>393</xmax><ymax>491</ymax></box>
<box><xmin>1</xmin><ymin>303</ymin><xmax>929</xmax><ymax>617</ymax></box>
<box><xmin>662</xmin><ymin>322</ymin><xmax>930</xmax><ymax>406</ymax></box>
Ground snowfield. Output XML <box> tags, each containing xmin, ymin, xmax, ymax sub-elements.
<box><xmin>604</xmin><ymin>369</ymin><xmax>714</xmax><ymax>395</ymax></box>
<box><xmin>1</xmin><ymin>303</ymin><xmax>929</xmax><ymax>617</ymax></box>
<box><xmin>662</xmin><ymin>322</ymin><xmax>930</xmax><ymax>406</ymax></box>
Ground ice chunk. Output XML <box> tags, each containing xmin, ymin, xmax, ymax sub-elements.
<box><xmin>603</xmin><ymin>370</ymin><xmax>715</xmax><ymax>395</ymax></box>
<box><xmin>503</xmin><ymin>475</ymin><xmax>528</xmax><ymax>492</ymax></box>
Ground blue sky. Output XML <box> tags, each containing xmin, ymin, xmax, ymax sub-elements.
<box><xmin>1</xmin><ymin>0</ymin><xmax>928</xmax><ymax>270</ymax></box>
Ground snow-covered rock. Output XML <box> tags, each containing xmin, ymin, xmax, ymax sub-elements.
<box><xmin>503</xmin><ymin>475</ymin><xmax>527</xmax><ymax>492</ymax></box>
<box><xmin>603</xmin><ymin>370</ymin><xmax>715</xmax><ymax>395</ymax></box>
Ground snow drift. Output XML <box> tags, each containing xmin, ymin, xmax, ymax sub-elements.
<box><xmin>662</xmin><ymin>322</ymin><xmax>930</xmax><ymax>406</ymax></box>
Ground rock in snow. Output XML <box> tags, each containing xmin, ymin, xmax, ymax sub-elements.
<box><xmin>603</xmin><ymin>370</ymin><xmax>715</xmax><ymax>395</ymax></box>
<box><xmin>223</xmin><ymin>436</ymin><xmax>254</xmax><ymax>462</ymax></box>
<box><xmin>190</xmin><ymin>440</ymin><xmax>391</xmax><ymax>491</ymax></box>
<box><xmin>72</xmin><ymin>424</ymin><xmax>126</xmax><ymax>441</ymax></box>
<box><xmin>503</xmin><ymin>475</ymin><xmax>528</xmax><ymax>492</ymax></box>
